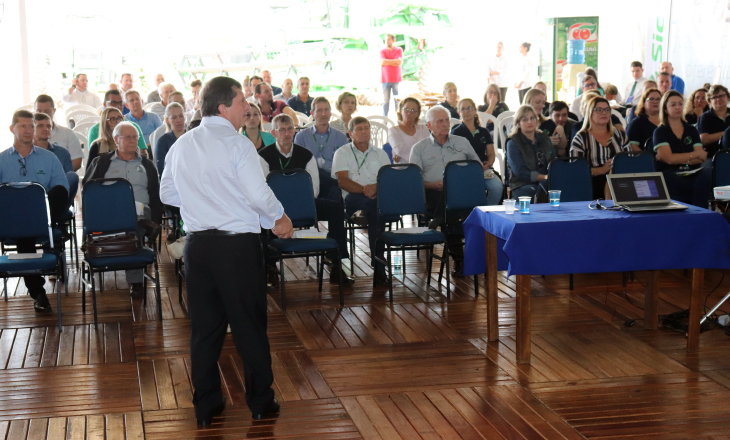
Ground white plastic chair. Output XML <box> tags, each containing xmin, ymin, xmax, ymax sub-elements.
<box><xmin>329</xmin><ymin>111</ymin><xmax>341</xmax><ymax>121</ymax></box>
<box><xmin>294</xmin><ymin>112</ymin><xmax>311</xmax><ymax>126</ymax></box>
<box><xmin>367</xmin><ymin>115</ymin><xmax>396</xmax><ymax>129</ymax></box>
<box><xmin>65</xmin><ymin>110</ymin><xmax>99</xmax><ymax>128</ymax></box>
<box><xmin>450</xmin><ymin>118</ymin><xmax>461</xmax><ymax>130</ymax></box>
<box><xmin>495</xmin><ymin>112</ymin><xmax>515</xmax><ymax>151</ymax></box>
<box><xmin>262</xmin><ymin>122</ymin><xmax>272</xmax><ymax>132</ymax></box>
<box><xmin>143</xmin><ymin>103</ymin><xmax>157</xmax><ymax>111</ymax></box>
<box><xmin>611</xmin><ymin>109</ymin><xmax>626</xmax><ymax>128</ymax></box>
<box><xmin>495</xmin><ymin>116</ymin><xmax>514</xmax><ymax>179</ymax></box>
<box><xmin>369</xmin><ymin>121</ymin><xmax>388</xmax><ymax>149</ymax></box>
<box><xmin>302</xmin><ymin>121</ymin><xmax>315</xmax><ymax>129</ymax></box>
<box><xmin>478</xmin><ymin>111</ymin><xmax>498</xmax><ymax>129</ymax></box>
<box><xmin>73</xmin><ymin>121</ymin><xmax>97</xmax><ymax>140</ymax></box>
<box><xmin>64</xmin><ymin>104</ymin><xmax>98</xmax><ymax>115</ymax></box>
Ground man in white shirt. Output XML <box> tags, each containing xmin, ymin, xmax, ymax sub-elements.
<box><xmin>332</xmin><ymin>116</ymin><xmax>391</xmax><ymax>284</ymax></box>
<box><xmin>34</xmin><ymin>94</ymin><xmax>83</xmax><ymax>171</ymax></box>
<box><xmin>62</xmin><ymin>73</ymin><xmax>102</xmax><ymax>108</ymax></box>
<box><xmin>160</xmin><ymin>76</ymin><xmax>291</xmax><ymax>425</ymax></box>
<box><xmin>623</xmin><ymin>61</ymin><xmax>648</xmax><ymax>106</ymax></box>
<box><xmin>488</xmin><ymin>42</ymin><xmax>509</xmax><ymax>102</ymax></box>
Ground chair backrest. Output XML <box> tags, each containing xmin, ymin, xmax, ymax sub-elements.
<box><xmin>65</xmin><ymin>110</ymin><xmax>99</xmax><ymax>127</ymax></box>
<box><xmin>713</xmin><ymin>150</ymin><xmax>730</xmax><ymax>187</ymax></box>
<box><xmin>643</xmin><ymin>137</ymin><xmax>655</xmax><ymax>153</ymax></box>
<box><xmin>548</xmin><ymin>157</ymin><xmax>593</xmax><ymax>202</ymax></box>
<box><xmin>0</xmin><ymin>183</ymin><xmax>53</xmax><ymax>246</ymax></box>
<box><xmin>382</xmin><ymin>143</ymin><xmax>394</xmax><ymax>164</ymax></box>
<box><xmin>450</xmin><ymin>118</ymin><xmax>461</xmax><ymax>130</ymax></box>
<box><xmin>367</xmin><ymin>115</ymin><xmax>396</xmax><ymax>128</ymax></box>
<box><xmin>302</xmin><ymin>121</ymin><xmax>315</xmax><ymax>129</ymax></box>
<box><xmin>330</xmin><ymin>111</ymin><xmax>341</xmax><ymax>121</ymax></box>
<box><xmin>369</xmin><ymin>120</ymin><xmax>388</xmax><ymax>149</ymax></box>
<box><xmin>377</xmin><ymin>164</ymin><xmax>426</xmax><ymax>218</ymax></box>
<box><xmin>444</xmin><ymin>160</ymin><xmax>488</xmax><ymax>211</ymax></box>
<box><xmin>478</xmin><ymin>111</ymin><xmax>497</xmax><ymax>129</ymax></box>
<box><xmin>611</xmin><ymin>109</ymin><xmax>627</xmax><ymax>127</ymax></box>
<box><xmin>295</xmin><ymin>112</ymin><xmax>311</xmax><ymax>126</ymax></box>
<box><xmin>612</xmin><ymin>151</ymin><xmax>655</xmax><ymax>174</ymax></box>
<box><xmin>75</xmin><ymin>132</ymin><xmax>89</xmax><ymax>152</ymax></box>
<box><xmin>266</xmin><ymin>170</ymin><xmax>317</xmax><ymax>228</ymax></box>
<box><xmin>496</xmin><ymin>114</ymin><xmax>514</xmax><ymax>151</ymax></box>
<box><xmin>73</xmin><ymin>120</ymin><xmax>98</xmax><ymax>139</ymax></box>
<box><xmin>262</xmin><ymin>122</ymin><xmax>272</xmax><ymax>132</ymax></box>
<box><xmin>64</xmin><ymin>104</ymin><xmax>98</xmax><ymax>115</ymax></box>
<box><xmin>82</xmin><ymin>178</ymin><xmax>138</xmax><ymax>235</ymax></box>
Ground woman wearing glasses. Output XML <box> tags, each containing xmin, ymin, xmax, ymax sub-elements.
<box><xmin>87</xmin><ymin>107</ymin><xmax>126</xmax><ymax>167</ymax></box>
<box><xmin>388</xmin><ymin>97</ymin><xmax>429</xmax><ymax>163</ymax></box>
<box><xmin>654</xmin><ymin>91</ymin><xmax>712</xmax><ymax>207</ymax></box>
<box><xmin>683</xmin><ymin>88</ymin><xmax>709</xmax><ymax>125</ymax></box>
<box><xmin>698</xmin><ymin>85</ymin><xmax>730</xmax><ymax>158</ymax></box>
<box><xmin>626</xmin><ymin>88</ymin><xmax>661</xmax><ymax>151</ymax></box>
<box><xmin>241</xmin><ymin>103</ymin><xmax>275</xmax><ymax>150</ymax></box>
<box><xmin>506</xmin><ymin>105</ymin><xmax>555</xmax><ymax>199</ymax></box>
<box><xmin>452</xmin><ymin>98</ymin><xmax>503</xmax><ymax>205</ymax></box>
<box><xmin>570</xmin><ymin>97</ymin><xmax>630</xmax><ymax>199</ymax></box>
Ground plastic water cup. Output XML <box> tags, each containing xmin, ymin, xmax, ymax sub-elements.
<box><xmin>393</xmin><ymin>256</ymin><xmax>402</xmax><ymax>272</ymax></box>
<box><xmin>549</xmin><ymin>190</ymin><xmax>562</xmax><ymax>207</ymax></box>
<box><xmin>504</xmin><ymin>199</ymin><xmax>516</xmax><ymax>214</ymax></box>
<box><xmin>518</xmin><ymin>197</ymin><xmax>531</xmax><ymax>214</ymax></box>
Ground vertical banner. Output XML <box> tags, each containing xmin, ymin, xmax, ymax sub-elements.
<box><xmin>555</xmin><ymin>17</ymin><xmax>599</xmax><ymax>91</ymax></box>
<box><xmin>644</xmin><ymin>8</ymin><xmax>670</xmax><ymax>81</ymax></box>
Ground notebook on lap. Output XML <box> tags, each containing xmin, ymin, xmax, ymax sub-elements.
<box><xmin>606</xmin><ymin>172</ymin><xmax>688</xmax><ymax>212</ymax></box>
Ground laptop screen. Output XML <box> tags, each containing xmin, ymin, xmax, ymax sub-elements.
<box><xmin>610</xmin><ymin>174</ymin><xmax>669</xmax><ymax>204</ymax></box>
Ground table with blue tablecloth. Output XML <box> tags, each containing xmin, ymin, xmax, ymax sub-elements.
<box><xmin>463</xmin><ymin>201</ymin><xmax>730</xmax><ymax>364</ymax></box>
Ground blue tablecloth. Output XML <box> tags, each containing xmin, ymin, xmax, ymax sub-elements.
<box><xmin>463</xmin><ymin>201</ymin><xmax>730</xmax><ymax>276</ymax></box>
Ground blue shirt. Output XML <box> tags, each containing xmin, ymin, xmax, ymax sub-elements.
<box><xmin>155</xmin><ymin>131</ymin><xmax>179</xmax><ymax>176</ymax></box>
<box><xmin>671</xmin><ymin>75</ymin><xmax>685</xmax><ymax>95</ymax></box>
<box><xmin>0</xmin><ymin>145</ymin><xmax>69</xmax><ymax>192</ymax></box>
<box><xmin>293</xmin><ymin>125</ymin><xmax>349</xmax><ymax>173</ymax></box>
<box><xmin>125</xmin><ymin>111</ymin><xmax>162</xmax><ymax>145</ymax></box>
<box><xmin>287</xmin><ymin>94</ymin><xmax>314</xmax><ymax>116</ymax></box>
<box><xmin>45</xmin><ymin>143</ymin><xmax>74</xmax><ymax>173</ymax></box>
<box><xmin>159</xmin><ymin>116</ymin><xmax>284</xmax><ymax>233</ymax></box>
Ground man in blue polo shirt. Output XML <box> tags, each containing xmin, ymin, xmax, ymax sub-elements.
<box><xmin>287</xmin><ymin>77</ymin><xmax>314</xmax><ymax>116</ymax></box>
<box><xmin>1</xmin><ymin>110</ymin><xmax>69</xmax><ymax>313</ymax></box>
<box><xmin>124</xmin><ymin>90</ymin><xmax>162</xmax><ymax>158</ymax></box>
<box><xmin>660</xmin><ymin>62</ymin><xmax>685</xmax><ymax>95</ymax></box>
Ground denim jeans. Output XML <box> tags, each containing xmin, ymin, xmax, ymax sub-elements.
<box><xmin>382</xmin><ymin>82</ymin><xmax>399</xmax><ymax>116</ymax></box>
<box><xmin>485</xmin><ymin>177</ymin><xmax>503</xmax><ymax>206</ymax></box>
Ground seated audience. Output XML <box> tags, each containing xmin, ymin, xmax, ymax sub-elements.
<box><xmin>388</xmin><ymin>97</ymin><xmax>429</xmax><ymax>164</ymax></box>
<box><xmin>62</xmin><ymin>73</ymin><xmax>102</xmax><ymax>108</ymax></box>
<box><xmin>533</xmin><ymin>81</ymin><xmax>551</xmax><ymax>116</ymax></box>
<box><xmin>626</xmin><ymin>88</ymin><xmax>661</xmax><ymax>151</ymax></box>
<box><xmin>524</xmin><ymin>88</ymin><xmax>548</xmax><ymax>124</ymax></box>
<box><xmin>332</xmin><ymin>117</ymin><xmax>392</xmax><ymax>284</ymax></box>
<box><xmin>287</xmin><ymin>77</ymin><xmax>314</xmax><ymax>116</ymax></box>
<box><xmin>88</xmin><ymin>107</ymin><xmax>125</xmax><ymax>167</ymax></box>
<box><xmin>273</xmin><ymin>78</ymin><xmax>294</xmax><ymax>103</ymax></box>
<box><xmin>155</xmin><ymin>103</ymin><xmax>187</xmax><ymax>176</ymax></box>
<box><xmin>506</xmin><ymin>105</ymin><xmax>555</xmax><ymax>199</ymax></box>
<box><xmin>1</xmin><ymin>110</ymin><xmax>70</xmax><ymax>313</ymax></box>
<box><xmin>698</xmin><ymin>85</ymin><xmax>730</xmax><ymax>158</ymax></box>
<box><xmin>261</xmin><ymin>70</ymin><xmax>282</xmax><ymax>95</ymax></box>
<box><xmin>248</xmin><ymin>76</ymin><xmax>264</xmax><ymax>103</ymax></box>
<box><xmin>258</xmin><ymin>114</ymin><xmax>352</xmax><ymax>283</ymax></box>
<box><xmin>150</xmin><ymin>90</ymin><xmax>186</xmax><ymax>148</ymax></box>
<box><xmin>83</xmin><ymin>122</ymin><xmax>161</xmax><ymax>299</ymax></box>
<box><xmin>684</xmin><ymin>88</ymin><xmax>709</xmax><ymax>125</ymax></box>
<box><xmin>146</xmin><ymin>74</ymin><xmax>165</xmax><ymax>103</ymax></box>
<box><xmin>88</xmin><ymin>90</ymin><xmax>146</xmax><ymax>153</ymax></box>
<box><xmin>626</xmin><ymin>80</ymin><xmax>658</xmax><ymax>125</ymax></box>
<box><xmin>657</xmin><ymin>72</ymin><xmax>673</xmax><ymax>96</ymax></box>
<box><xmin>242</xmin><ymin>75</ymin><xmax>253</xmax><ymax>100</ymax></box>
<box><xmin>33</xmin><ymin>112</ymin><xmax>78</xmax><ymax>205</ymax></box>
<box><xmin>294</xmin><ymin>97</ymin><xmax>349</xmax><ymax>201</ymax></box>
<box><xmin>570</xmin><ymin>75</ymin><xmax>599</xmax><ymax>117</ymax></box>
<box><xmin>242</xmin><ymin>103</ymin><xmax>276</xmax><ymax>150</ymax></box>
<box><xmin>186</xmin><ymin>79</ymin><xmax>202</xmax><ymax>113</ymax></box>
<box><xmin>539</xmin><ymin>101</ymin><xmax>573</xmax><ymax>158</ymax></box>
<box><xmin>478</xmin><ymin>83</ymin><xmax>510</xmax><ymax>130</ymax></box>
<box><xmin>654</xmin><ymin>90</ymin><xmax>712</xmax><ymax>207</ymax></box>
<box><xmin>118</xmin><ymin>73</ymin><xmax>134</xmax><ymax>115</ymax></box>
<box><xmin>256</xmin><ymin>82</ymin><xmax>296</xmax><ymax>123</ymax></box>
<box><xmin>570</xmin><ymin>97</ymin><xmax>630</xmax><ymax>199</ymax></box>
<box><xmin>123</xmin><ymin>90</ymin><xmax>162</xmax><ymax>157</ymax></box>
<box><xmin>623</xmin><ymin>61</ymin><xmax>648</xmax><ymax>106</ymax></box>
<box><xmin>660</xmin><ymin>61</ymin><xmax>685</xmax><ymax>94</ymax></box>
<box><xmin>33</xmin><ymin>95</ymin><xmax>83</xmax><ymax>171</ymax></box>
<box><xmin>148</xmin><ymin>82</ymin><xmax>175</xmax><ymax>120</ymax></box>
<box><xmin>331</xmin><ymin>92</ymin><xmax>357</xmax><ymax>136</ymax></box>
<box><xmin>451</xmin><ymin>98</ymin><xmax>503</xmax><ymax>206</ymax></box>
<box><xmin>410</xmin><ymin>105</ymin><xmax>482</xmax><ymax>276</ymax></box>
<box><xmin>604</xmin><ymin>84</ymin><xmax>619</xmax><ymax>102</ymax></box>
<box><xmin>723</xmin><ymin>126</ymin><xmax>730</xmax><ymax>151</ymax></box>
<box><xmin>571</xmin><ymin>90</ymin><xmax>624</xmax><ymax>139</ymax></box>
<box><xmin>439</xmin><ymin>82</ymin><xmax>460</xmax><ymax>118</ymax></box>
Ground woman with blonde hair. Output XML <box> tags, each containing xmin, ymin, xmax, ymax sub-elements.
<box><xmin>571</xmin><ymin>90</ymin><xmax>624</xmax><ymax>140</ymax></box>
<box><xmin>241</xmin><ymin>103</ymin><xmax>275</xmax><ymax>150</ymax></box>
<box><xmin>87</xmin><ymin>107</ymin><xmax>125</xmax><ymax>167</ymax></box>
<box><xmin>439</xmin><ymin>82</ymin><xmax>460</xmax><ymax>118</ymax></box>
<box><xmin>523</xmin><ymin>88</ymin><xmax>548</xmax><ymax>123</ymax></box>
<box><xmin>570</xmin><ymin>97</ymin><xmax>630</xmax><ymax>199</ymax></box>
<box><xmin>331</xmin><ymin>91</ymin><xmax>357</xmax><ymax>135</ymax></box>
<box><xmin>388</xmin><ymin>97</ymin><xmax>429</xmax><ymax>163</ymax></box>
<box><xmin>684</xmin><ymin>88</ymin><xmax>709</xmax><ymax>125</ymax></box>
<box><xmin>506</xmin><ymin>105</ymin><xmax>555</xmax><ymax>199</ymax></box>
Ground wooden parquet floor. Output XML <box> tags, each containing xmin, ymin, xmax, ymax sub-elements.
<box><xmin>3</xmin><ymin>217</ymin><xmax>730</xmax><ymax>439</ymax></box>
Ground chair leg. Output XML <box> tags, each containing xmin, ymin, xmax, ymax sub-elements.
<box><xmin>387</xmin><ymin>247</ymin><xmax>393</xmax><ymax>302</ymax></box>
<box><xmin>445</xmin><ymin>249</ymin><xmax>451</xmax><ymax>300</ymax></box>
<box><xmin>57</xmin><ymin>257</ymin><xmax>63</xmax><ymax>331</ymax></box>
<box><xmin>279</xmin><ymin>257</ymin><xmax>287</xmax><ymax>311</ymax></box>
<box><xmin>143</xmin><ymin>265</ymin><xmax>148</xmax><ymax>306</ymax></box>
<box><xmin>336</xmin><ymin>249</ymin><xmax>344</xmax><ymax>307</ymax></box>
<box><xmin>569</xmin><ymin>274</ymin><xmax>574</xmax><ymax>290</ymax></box>
<box><xmin>349</xmin><ymin>223</ymin><xmax>355</xmax><ymax>274</ymax></box>
<box><xmin>317</xmin><ymin>254</ymin><xmax>324</xmax><ymax>293</ymax></box>
<box><xmin>3</xmin><ymin>278</ymin><xmax>7</xmax><ymax>301</ymax></box>
<box><xmin>73</xmin><ymin>217</ymin><xmax>79</xmax><ymax>271</ymax></box>
<box><xmin>426</xmin><ymin>245</ymin><xmax>433</xmax><ymax>279</ymax></box>
<box><xmin>155</xmin><ymin>261</ymin><xmax>162</xmax><ymax>321</ymax></box>
<box><xmin>401</xmin><ymin>249</ymin><xmax>406</xmax><ymax>274</ymax></box>
<box><xmin>90</xmin><ymin>268</ymin><xmax>98</xmax><ymax>330</ymax></box>
<box><xmin>438</xmin><ymin>243</ymin><xmax>448</xmax><ymax>285</ymax></box>
<box><xmin>81</xmin><ymin>263</ymin><xmax>86</xmax><ymax>313</ymax></box>
<box><xmin>473</xmin><ymin>272</ymin><xmax>479</xmax><ymax>298</ymax></box>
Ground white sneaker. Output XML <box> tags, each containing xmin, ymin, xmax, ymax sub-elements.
<box><xmin>167</xmin><ymin>236</ymin><xmax>187</xmax><ymax>259</ymax></box>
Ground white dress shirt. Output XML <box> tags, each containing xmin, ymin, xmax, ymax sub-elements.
<box><xmin>570</xmin><ymin>95</ymin><xmax>584</xmax><ymax>119</ymax></box>
<box><xmin>331</xmin><ymin>142</ymin><xmax>391</xmax><ymax>197</ymax></box>
<box><xmin>517</xmin><ymin>56</ymin><xmax>533</xmax><ymax>89</ymax></box>
<box><xmin>258</xmin><ymin>142</ymin><xmax>321</xmax><ymax>197</ymax></box>
<box><xmin>489</xmin><ymin>55</ymin><xmax>509</xmax><ymax>87</ymax></box>
<box><xmin>50</xmin><ymin>124</ymin><xmax>83</xmax><ymax>160</ymax></box>
<box><xmin>160</xmin><ymin>116</ymin><xmax>284</xmax><ymax>233</ymax></box>
<box><xmin>62</xmin><ymin>88</ymin><xmax>102</xmax><ymax>108</ymax></box>
<box><xmin>623</xmin><ymin>76</ymin><xmax>648</xmax><ymax>106</ymax></box>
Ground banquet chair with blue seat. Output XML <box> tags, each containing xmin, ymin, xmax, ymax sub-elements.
<box><xmin>374</xmin><ymin>164</ymin><xmax>446</xmax><ymax>301</ymax></box>
<box><xmin>439</xmin><ymin>160</ymin><xmax>486</xmax><ymax>298</ymax></box>
<box><xmin>612</xmin><ymin>151</ymin><xmax>655</xmax><ymax>174</ymax></box>
<box><xmin>713</xmin><ymin>150</ymin><xmax>730</xmax><ymax>188</ymax></box>
<box><xmin>547</xmin><ymin>157</ymin><xmax>593</xmax><ymax>202</ymax></box>
<box><xmin>266</xmin><ymin>170</ymin><xmax>344</xmax><ymax>311</ymax></box>
<box><xmin>0</xmin><ymin>182</ymin><xmax>66</xmax><ymax>330</ymax></box>
<box><xmin>81</xmin><ymin>178</ymin><xmax>162</xmax><ymax>328</ymax></box>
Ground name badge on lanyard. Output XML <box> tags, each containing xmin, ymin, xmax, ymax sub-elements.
<box><xmin>317</xmin><ymin>157</ymin><xmax>326</xmax><ymax>167</ymax></box>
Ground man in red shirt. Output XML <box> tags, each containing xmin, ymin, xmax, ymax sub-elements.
<box><xmin>380</xmin><ymin>34</ymin><xmax>403</xmax><ymax>117</ymax></box>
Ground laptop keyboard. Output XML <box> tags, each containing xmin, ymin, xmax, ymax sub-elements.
<box><xmin>629</xmin><ymin>203</ymin><xmax>672</xmax><ymax>208</ymax></box>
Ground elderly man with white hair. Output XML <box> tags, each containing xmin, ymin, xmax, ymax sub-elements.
<box><xmin>148</xmin><ymin>82</ymin><xmax>176</xmax><ymax>120</ymax></box>
<box><xmin>409</xmin><ymin>105</ymin><xmax>481</xmax><ymax>277</ymax></box>
<box><xmin>83</xmin><ymin>121</ymin><xmax>162</xmax><ymax>299</ymax></box>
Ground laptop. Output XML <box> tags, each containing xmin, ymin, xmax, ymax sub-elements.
<box><xmin>606</xmin><ymin>172</ymin><xmax>688</xmax><ymax>212</ymax></box>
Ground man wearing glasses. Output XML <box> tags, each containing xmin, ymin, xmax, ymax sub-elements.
<box><xmin>87</xmin><ymin>90</ymin><xmax>146</xmax><ymax>152</ymax></box>
<box><xmin>1</xmin><ymin>110</ymin><xmax>69</xmax><ymax>313</ymax></box>
<box><xmin>698</xmin><ymin>85</ymin><xmax>730</xmax><ymax>158</ymax></box>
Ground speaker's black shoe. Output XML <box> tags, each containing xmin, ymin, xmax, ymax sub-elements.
<box><xmin>252</xmin><ymin>398</ymin><xmax>280</xmax><ymax>420</ymax></box>
<box><xmin>196</xmin><ymin>398</ymin><xmax>226</xmax><ymax>428</ymax></box>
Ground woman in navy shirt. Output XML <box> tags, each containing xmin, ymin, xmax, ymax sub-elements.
<box><xmin>439</xmin><ymin>82</ymin><xmax>460</xmax><ymax>119</ymax></box>
<box><xmin>684</xmin><ymin>88</ymin><xmax>709</xmax><ymax>125</ymax></box>
<box><xmin>697</xmin><ymin>85</ymin><xmax>730</xmax><ymax>158</ymax></box>
<box><xmin>626</xmin><ymin>88</ymin><xmax>661</xmax><ymax>151</ymax></box>
<box><xmin>451</xmin><ymin>98</ymin><xmax>503</xmax><ymax>205</ymax></box>
<box><xmin>654</xmin><ymin>91</ymin><xmax>712</xmax><ymax>207</ymax></box>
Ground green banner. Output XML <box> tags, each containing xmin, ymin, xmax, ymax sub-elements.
<box><xmin>555</xmin><ymin>16</ymin><xmax>599</xmax><ymax>91</ymax></box>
